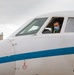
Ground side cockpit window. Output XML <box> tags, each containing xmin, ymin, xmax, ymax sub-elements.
<box><xmin>65</xmin><ymin>17</ymin><xmax>74</xmax><ymax>32</ymax></box>
<box><xmin>42</xmin><ymin>17</ymin><xmax>64</xmax><ymax>34</ymax></box>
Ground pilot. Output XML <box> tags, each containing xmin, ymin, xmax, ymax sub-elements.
<box><xmin>53</xmin><ymin>21</ymin><xmax>61</xmax><ymax>33</ymax></box>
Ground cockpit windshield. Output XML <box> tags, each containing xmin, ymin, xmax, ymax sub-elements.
<box><xmin>16</xmin><ymin>18</ymin><xmax>47</xmax><ymax>36</ymax></box>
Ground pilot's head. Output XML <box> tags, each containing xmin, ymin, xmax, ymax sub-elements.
<box><xmin>53</xmin><ymin>21</ymin><xmax>60</xmax><ymax>32</ymax></box>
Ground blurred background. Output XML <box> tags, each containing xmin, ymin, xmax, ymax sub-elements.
<box><xmin>0</xmin><ymin>0</ymin><xmax>74</xmax><ymax>39</ymax></box>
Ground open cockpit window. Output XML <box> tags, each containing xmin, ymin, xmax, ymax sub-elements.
<box><xmin>16</xmin><ymin>18</ymin><xmax>47</xmax><ymax>36</ymax></box>
<box><xmin>42</xmin><ymin>17</ymin><xmax>64</xmax><ymax>34</ymax></box>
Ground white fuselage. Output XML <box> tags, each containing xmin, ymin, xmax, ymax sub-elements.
<box><xmin>0</xmin><ymin>11</ymin><xmax>74</xmax><ymax>75</ymax></box>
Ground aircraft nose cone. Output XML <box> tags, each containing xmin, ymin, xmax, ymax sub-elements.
<box><xmin>0</xmin><ymin>40</ymin><xmax>15</xmax><ymax>75</ymax></box>
<box><xmin>0</xmin><ymin>39</ymin><xmax>14</xmax><ymax>57</ymax></box>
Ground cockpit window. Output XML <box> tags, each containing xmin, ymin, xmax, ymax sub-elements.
<box><xmin>65</xmin><ymin>17</ymin><xmax>74</xmax><ymax>32</ymax></box>
<box><xmin>42</xmin><ymin>17</ymin><xmax>64</xmax><ymax>34</ymax></box>
<box><xmin>16</xmin><ymin>18</ymin><xmax>47</xmax><ymax>36</ymax></box>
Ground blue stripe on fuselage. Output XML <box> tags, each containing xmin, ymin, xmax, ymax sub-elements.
<box><xmin>0</xmin><ymin>47</ymin><xmax>74</xmax><ymax>64</ymax></box>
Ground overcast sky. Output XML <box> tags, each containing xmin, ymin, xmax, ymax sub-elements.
<box><xmin>0</xmin><ymin>0</ymin><xmax>74</xmax><ymax>39</ymax></box>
